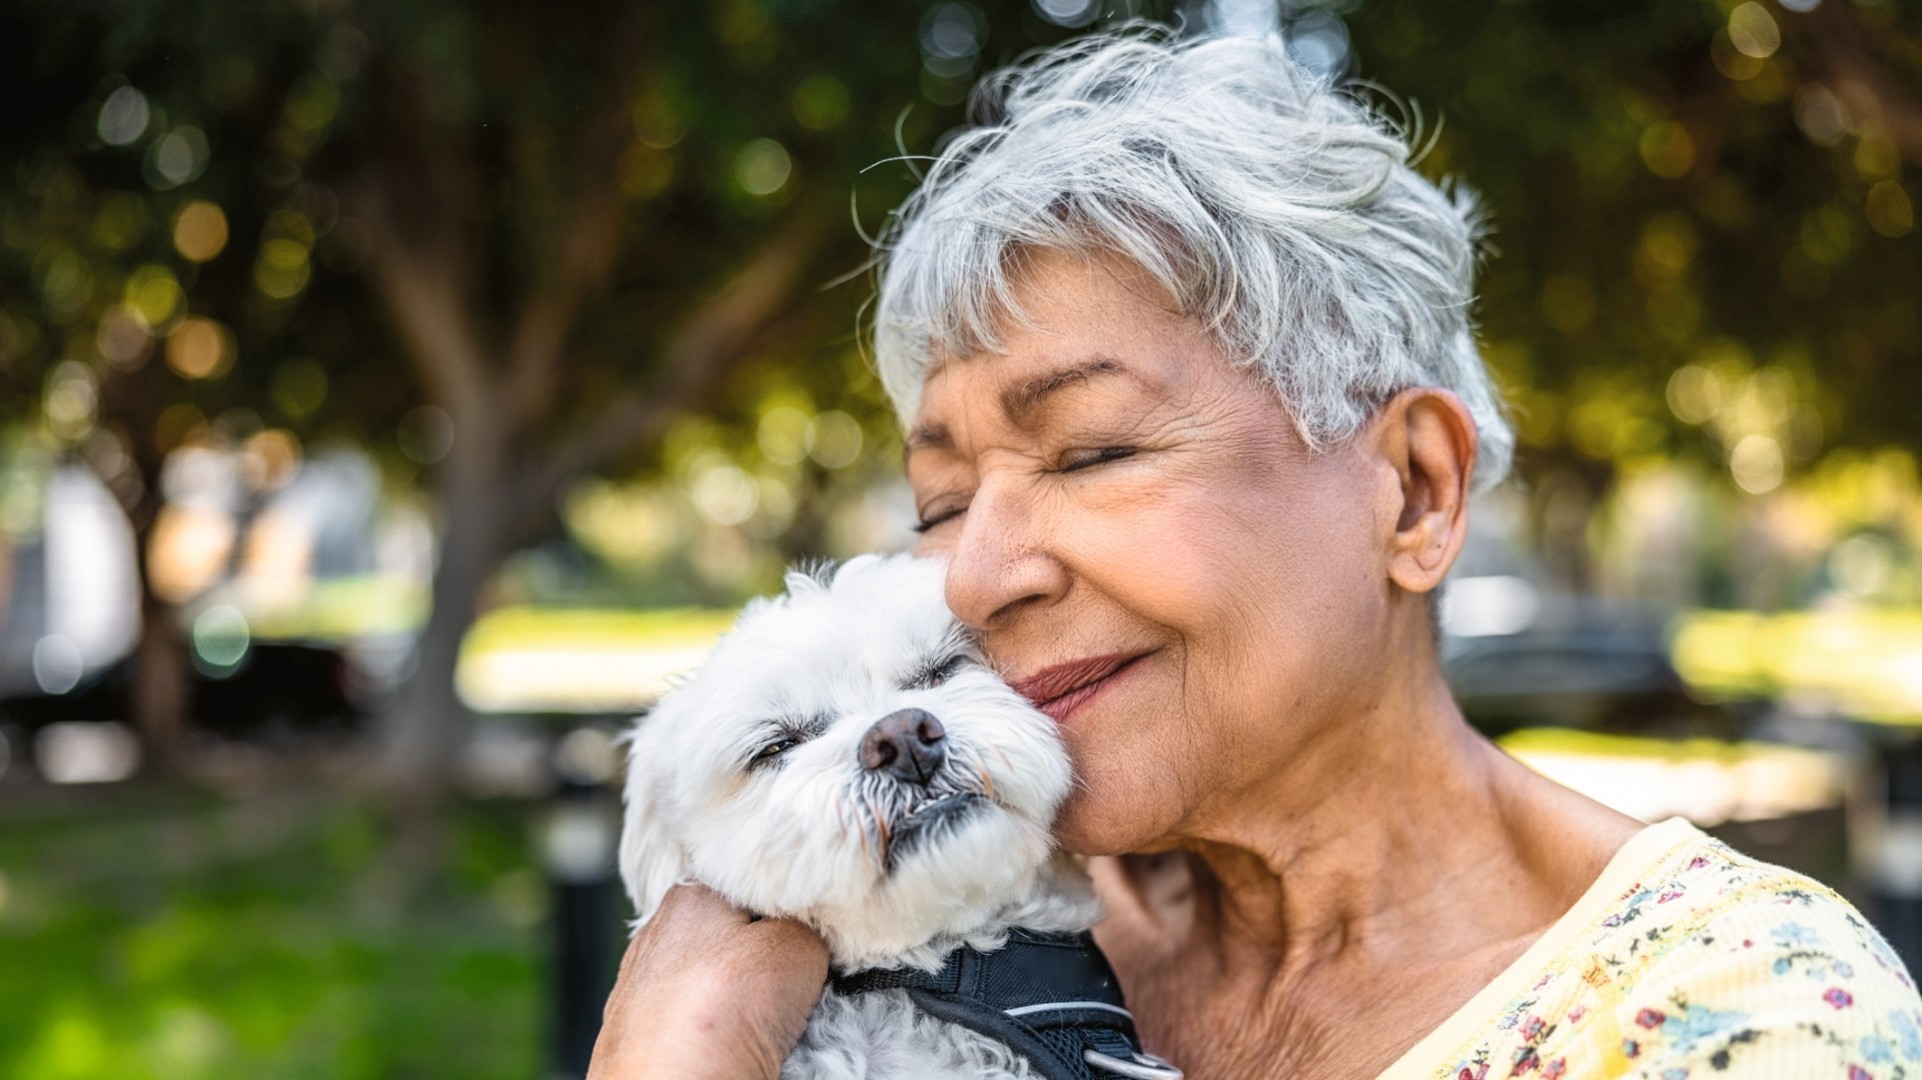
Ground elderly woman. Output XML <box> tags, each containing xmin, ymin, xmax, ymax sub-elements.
<box><xmin>590</xmin><ymin>32</ymin><xmax>1922</xmax><ymax>1080</ymax></box>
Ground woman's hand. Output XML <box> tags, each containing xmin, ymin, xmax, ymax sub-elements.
<box><xmin>588</xmin><ymin>883</ymin><xmax>829</xmax><ymax>1080</ymax></box>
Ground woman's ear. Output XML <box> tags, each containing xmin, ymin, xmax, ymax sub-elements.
<box><xmin>617</xmin><ymin>720</ymin><xmax>688</xmax><ymax>932</ymax></box>
<box><xmin>1370</xmin><ymin>387</ymin><xmax>1477</xmax><ymax>596</ymax></box>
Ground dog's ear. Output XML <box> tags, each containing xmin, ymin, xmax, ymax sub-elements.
<box><xmin>782</xmin><ymin>558</ymin><xmax>837</xmax><ymax>597</ymax></box>
<box><xmin>616</xmin><ymin>720</ymin><xmax>688</xmax><ymax>931</ymax></box>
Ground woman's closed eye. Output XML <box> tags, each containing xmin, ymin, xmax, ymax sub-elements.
<box><xmin>913</xmin><ymin>447</ymin><xmax>1137</xmax><ymax>530</ymax></box>
<box><xmin>912</xmin><ymin>504</ymin><xmax>966</xmax><ymax>534</ymax></box>
<box><xmin>1057</xmin><ymin>446</ymin><xmax>1137</xmax><ymax>472</ymax></box>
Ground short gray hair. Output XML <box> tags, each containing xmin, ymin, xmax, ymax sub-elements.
<box><xmin>871</xmin><ymin>29</ymin><xmax>1514</xmax><ymax>489</ymax></box>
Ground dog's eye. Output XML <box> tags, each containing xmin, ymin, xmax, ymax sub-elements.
<box><xmin>910</xmin><ymin>655</ymin><xmax>971</xmax><ymax>689</ymax></box>
<box><xmin>747</xmin><ymin>737</ymin><xmax>798</xmax><ymax>771</ymax></box>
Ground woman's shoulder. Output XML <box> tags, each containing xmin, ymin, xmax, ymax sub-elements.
<box><xmin>1605</xmin><ymin>822</ymin><xmax>1869</xmax><ymax>936</ymax></box>
<box><xmin>1571</xmin><ymin>822</ymin><xmax>1922</xmax><ymax>1077</ymax></box>
<box><xmin>1391</xmin><ymin>820</ymin><xmax>1922</xmax><ymax>1080</ymax></box>
<box><xmin>1616</xmin><ymin>824</ymin><xmax>1913</xmax><ymax>991</ymax></box>
<box><xmin>1606</xmin><ymin>822</ymin><xmax>1922</xmax><ymax>1068</ymax></box>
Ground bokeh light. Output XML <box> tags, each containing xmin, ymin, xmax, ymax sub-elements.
<box><xmin>734</xmin><ymin>138</ymin><xmax>792</xmax><ymax>196</ymax></box>
<box><xmin>42</xmin><ymin>361</ymin><xmax>97</xmax><ymax>442</ymax></box>
<box><xmin>792</xmin><ymin>74</ymin><xmax>851</xmax><ymax>131</ymax></box>
<box><xmin>192</xmin><ymin>604</ymin><xmax>252</xmax><ymax>672</ymax></box>
<box><xmin>804</xmin><ymin>410</ymin><xmax>863</xmax><ymax>469</ymax></box>
<box><xmin>125</xmin><ymin>264</ymin><xmax>183</xmax><ymax>327</ymax></box>
<box><xmin>95</xmin><ymin>304</ymin><xmax>153</xmax><ymax>368</ymax></box>
<box><xmin>1639</xmin><ymin>121</ymin><xmax>1695</xmax><ymax>178</ymax></box>
<box><xmin>1731</xmin><ymin>433</ymin><xmax>1786</xmax><ymax>494</ymax></box>
<box><xmin>148</xmin><ymin>126</ymin><xmax>210</xmax><ymax>188</ymax></box>
<box><xmin>756</xmin><ymin>405</ymin><xmax>812</xmax><ymax>466</ymax></box>
<box><xmin>95</xmin><ymin>86</ymin><xmax>151</xmax><ymax>146</ymax></box>
<box><xmin>172</xmin><ymin>200</ymin><xmax>229</xmax><ymax>262</ymax></box>
<box><xmin>1033</xmin><ymin>0</ymin><xmax>1099</xmax><ymax>29</ymax></box>
<box><xmin>1866</xmin><ymin>181</ymin><xmax>1915</xmax><ymax>239</ymax></box>
<box><xmin>689</xmin><ymin>461</ymin><xmax>758</xmax><ymax>526</ymax></box>
<box><xmin>1728</xmin><ymin>3</ymin><xmax>1780</xmax><ymax>60</ymax></box>
<box><xmin>164</xmin><ymin>316</ymin><xmax>236</xmax><ymax>380</ymax></box>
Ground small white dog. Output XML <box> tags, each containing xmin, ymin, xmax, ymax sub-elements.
<box><xmin>618</xmin><ymin>555</ymin><xmax>1179</xmax><ymax>1080</ymax></box>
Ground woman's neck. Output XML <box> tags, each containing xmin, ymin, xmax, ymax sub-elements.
<box><xmin>1161</xmin><ymin>667</ymin><xmax>1637</xmax><ymax>980</ymax></box>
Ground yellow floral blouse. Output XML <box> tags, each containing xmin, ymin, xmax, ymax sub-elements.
<box><xmin>1379</xmin><ymin>817</ymin><xmax>1922</xmax><ymax>1080</ymax></box>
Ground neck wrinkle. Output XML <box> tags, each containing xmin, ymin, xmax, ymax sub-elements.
<box><xmin>1163</xmin><ymin>664</ymin><xmax>1520</xmax><ymax>976</ymax></box>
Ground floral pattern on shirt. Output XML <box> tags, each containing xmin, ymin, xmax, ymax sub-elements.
<box><xmin>1417</xmin><ymin>824</ymin><xmax>1922</xmax><ymax>1080</ymax></box>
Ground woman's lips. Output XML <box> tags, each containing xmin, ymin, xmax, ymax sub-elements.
<box><xmin>1009</xmin><ymin>652</ymin><xmax>1146</xmax><ymax>725</ymax></box>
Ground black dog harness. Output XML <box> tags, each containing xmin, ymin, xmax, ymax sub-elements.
<box><xmin>829</xmin><ymin>929</ymin><xmax>1181</xmax><ymax>1080</ymax></box>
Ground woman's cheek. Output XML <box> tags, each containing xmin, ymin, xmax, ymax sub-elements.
<box><xmin>1058</xmin><ymin>494</ymin><xmax>1231</xmax><ymax>623</ymax></box>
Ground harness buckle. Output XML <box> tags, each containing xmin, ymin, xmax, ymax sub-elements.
<box><xmin>1083</xmin><ymin>1049</ymin><xmax>1184</xmax><ymax>1080</ymax></box>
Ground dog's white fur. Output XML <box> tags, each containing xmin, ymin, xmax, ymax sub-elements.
<box><xmin>619</xmin><ymin>554</ymin><xmax>1101</xmax><ymax>1079</ymax></box>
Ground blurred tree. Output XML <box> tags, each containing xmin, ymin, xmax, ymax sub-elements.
<box><xmin>0</xmin><ymin>0</ymin><xmax>1112</xmax><ymax>789</ymax></box>
<box><xmin>1342</xmin><ymin>0</ymin><xmax>1921</xmax><ymax>588</ymax></box>
<box><xmin>5</xmin><ymin>0</ymin><xmax>1915</xmax><ymax>785</ymax></box>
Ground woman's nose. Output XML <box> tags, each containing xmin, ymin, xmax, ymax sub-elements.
<box><xmin>940</xmin><ymin>476</ymin><xmax>1069</xmax><ymax>632</ymax></box>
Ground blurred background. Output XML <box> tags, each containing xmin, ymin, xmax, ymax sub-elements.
<box><xmin>1</xmin><ymin>0</ymin><xmax>1918</xmax><ymax>1075</ymax></box>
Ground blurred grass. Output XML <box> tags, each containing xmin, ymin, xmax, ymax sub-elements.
<box><xmin>0</xmin><ymin>787</ymin><xmax>546</xmax><ymax>1079</ymax></box>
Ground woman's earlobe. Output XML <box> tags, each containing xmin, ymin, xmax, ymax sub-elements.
<box><xmin>1382</xmin><ymin>389</ymin><xmax>1477</xmax><ymax>593</ymax></box>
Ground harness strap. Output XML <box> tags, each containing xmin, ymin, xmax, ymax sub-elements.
<box><xmin>830</xmin><ymin>930</ymin><xmax>1170</xmax><ymax>1080</ymax></box>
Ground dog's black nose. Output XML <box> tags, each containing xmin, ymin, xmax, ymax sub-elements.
<box><xmin>860</xmin><ymin>708</ymin><xmax>946</xmax><ymax>785</ymax></box>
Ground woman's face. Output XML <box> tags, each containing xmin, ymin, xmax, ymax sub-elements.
<box><xmin>907</xmin><ymin>251</ymin><xmax>1414</xmax><ymax>855</ymax></box>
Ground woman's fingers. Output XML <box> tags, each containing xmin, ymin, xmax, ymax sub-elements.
<box><xmin>590</xmin><ymin>883</ymin><xmax>827</xmax><ymax>1080</ymax></box>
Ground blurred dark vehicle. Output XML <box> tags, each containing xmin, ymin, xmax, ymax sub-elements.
<box><xmin>1446</xmin><ymin>627</ymin><xmax>1750</xmax><ymax>742</ymax></box>
<box><xmin>0</xmin><ymin>638</ymin><xmax>362</xmax><ymax>777</ymax></box>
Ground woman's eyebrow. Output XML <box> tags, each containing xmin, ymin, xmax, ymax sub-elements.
<box><xmin>904</xmin><ymin>355</ymin><xmax>1149</xmax><ymax>464</ymax></box>
<box><xmin>903</xmin><ymin>422</ymin><xmax>952</xmax><ymax>465</ymax></box>
<box><xmin>1001</xmin><ymin>355</ymin><xmax>1140</xmax><ymax>420</ymax></box>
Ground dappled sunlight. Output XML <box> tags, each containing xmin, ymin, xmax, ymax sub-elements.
<box><xmin>1499</xmin><ymin>727</ymin><xmax>1850</xmax><ymax>827</ymax></box>
<box><xmin>1674</xmin><ymin>609</ymin><xmax>1922</xmax><ymax>726</ymax></box>
<box><xmin>455</xmin><ymin>607</ymin><xmax>736</xmax><ymax>715</ymax></box>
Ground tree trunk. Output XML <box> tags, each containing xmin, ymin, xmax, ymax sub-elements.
<box><xmin>376</xmin><ymin>422</ymin><xmax>507</xmax><ymax>798</ymax></box>
<box><xmin>354</xmin><ymin>173</ymin><xmax>823</xmax><ymax>800</ymax></box>
<box><xmin>130</xmin><ymin>567</ymin><xmax>190</xmax><ymax>772</ymax></box>
<box><xmin>98</xmin><ymin>376</ymin><xmax>191</xmax><ymax>774</ymax></box>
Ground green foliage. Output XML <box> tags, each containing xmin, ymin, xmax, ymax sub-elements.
<box><xmin>0</xmin><ymin>0</ymin><xmax>1127</xmax><ymax>481</ymax></box>
<box><xmin>5</xmin><ymin>0</ymin><xmax>1911</xmax><ymax>511</ymax></box>
<box><xmin>1351</xmin><ymin>0</ymin><xmax>1922</xmax><ymax>479</ymax></box>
